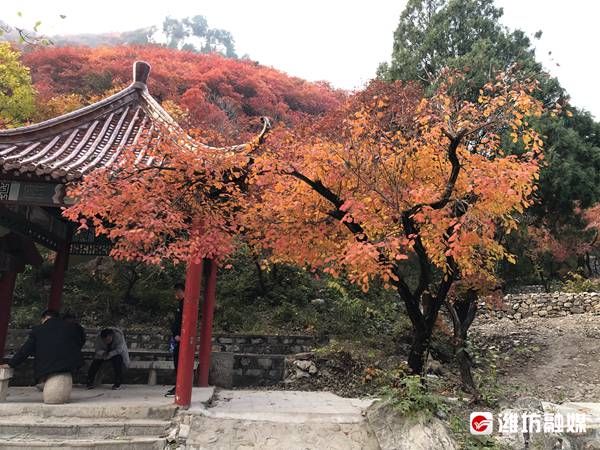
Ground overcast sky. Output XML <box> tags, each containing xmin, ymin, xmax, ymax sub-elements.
<box><xmin>7</xmin><ymin>0</ymin><xmax>599</xmax><ymax>118</ymax></box>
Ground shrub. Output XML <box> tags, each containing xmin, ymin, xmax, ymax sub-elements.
<box><xmin>380</xmin><ymin>375</ymin><xmax>447</xmax><ymax>418</ymax></box>
<box><xmin>562</xmin><ymin>271</ymin><xmax>600</xmax><ymax>292</ymax></box>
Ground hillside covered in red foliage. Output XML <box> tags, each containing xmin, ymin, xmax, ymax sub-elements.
<box><xmin>22</xmin><ymin>45</ymin><xmax>344</xmax><ymax>138</ymax></box>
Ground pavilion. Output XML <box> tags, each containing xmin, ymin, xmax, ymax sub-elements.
<box><xmin>0</xmin><ymin>61</ymin><xmax>268</xmax><ymax>408</ymax></box>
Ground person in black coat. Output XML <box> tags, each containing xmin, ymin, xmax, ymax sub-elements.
<box><xmin>63</xmin><ymin>311</ymin><xmax>86</xmax><ymax>348</ymax></box>
<box><xmin>2</xmin><ymin>309</ymin><xmax>85</xmax><ymax>383</ymax></box>
<box><xmin>165</xmin><ymin>282</ymin><xmax>185</xmax><ymax>397</ymax></box>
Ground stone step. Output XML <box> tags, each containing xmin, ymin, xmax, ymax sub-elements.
<box><xmin>0</xmin><ymin>417</ymin><xmax>171</xmax><ymax>439</ymax></box>
<box><xmin>0</xmin><ymin>436</ymin><xmax>166</xmax><ymax>450</ymax></box>
<box><xmin>0</xmin><ymin>403</ymin><xmax>177</xmax><ymax>420</ymax></box>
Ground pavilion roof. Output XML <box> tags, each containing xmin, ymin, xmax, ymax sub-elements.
<box><xmin>0</xmin><ymin>61</ymin><xmax>269</xmax><ymax>184</ymax></box>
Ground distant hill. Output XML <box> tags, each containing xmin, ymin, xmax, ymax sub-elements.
<box><xmin>3</xmin><ymin>15</ymin><xmax>238</xmax><ymax>58</ymax></box>
<box><xmin>51</xmin><ymin>29</ymin><xmax>156</xmax><ymax>48</ymax></box>
<box><xmin>22</xmin><ymin>45</ymin><xmax>344</xmax><ymax>139</ymax></box>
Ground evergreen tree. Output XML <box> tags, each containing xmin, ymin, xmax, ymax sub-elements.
<box><xmin>381</xmin><ymin>0</ymin><xmax>600</xmax><ymax>225</ymax></box>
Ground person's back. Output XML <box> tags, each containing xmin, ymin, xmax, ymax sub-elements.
<box><xmin>63</xmin><ymin>312</ymin><xmax>86</xmax><ymax>350</ymax></box>
<box><xmin>10</xmin><ymin>314</ymin><xmax>85</xmax><ymax>381</ymax></box>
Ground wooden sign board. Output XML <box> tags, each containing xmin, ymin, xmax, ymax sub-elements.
<box><xmin>0</xmin><ymin>180</ymin><xmax>72</xmax><ymax>206</ymax></box>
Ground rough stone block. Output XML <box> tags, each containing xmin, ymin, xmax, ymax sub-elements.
<box><xmin>240</xmin><ymin>357</ymin><xmax>251</xmax><ymax>367</ymax></box>
<box><xmin>268</xmin><ymin>369</ymin><xmax>283</xmax><ymax>379</ymax></box>
<box><xmin>257</xmin><ymin>358</ymin><xmax>273</xmax><ymax>369</ymax></box>
<box><xmin>209</xmin><ymin>352</ymin><xmax>234</xmax><ymax>388</ymax></box>
<box><xmin>43</xmin><ymin>372</ymin><xmax>72</xmax><ymax>404</ymax></box>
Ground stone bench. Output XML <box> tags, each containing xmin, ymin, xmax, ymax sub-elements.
<box><xmin>0</xmin><ymin>366</ymin><xmax>13</xmax><ymax>401</ymax></box>
<box><xmin>127</xmin><ymin>360</ymin><xmax>174</xmax><ymax>386</ymax></box>
<box><xmin>3</xmin><ymin>350</ymin><xmax>176</xmax><ymax>387</ymax></box>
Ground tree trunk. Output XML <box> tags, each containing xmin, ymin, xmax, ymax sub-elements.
<box><xmin>402</xmin><ymin>291</ymin><xmax>448</xmax><ymax>376</ymax></box>
<box><xmin>585</xmin><ymin>252</ymin><xmax>593</xmax><ymax>278</ymax></box>
<box><xmin>454</xmin><ymin>337</ymin><xmax>480</xmax><ymax>401</ymax></box>
<box><xmin>446</xmin><ymin>291</ymin><xmax>481</xmax><ymax>402</ymax></box>
<box><xmin>407</xmin><ymin>325</ymin><xmax>430</xmax><ymax>375</ymax></box>
<box><xmin>254</xmin><ymin>258</ymin><xmax>267</xmax><ymax>295</ymax></box>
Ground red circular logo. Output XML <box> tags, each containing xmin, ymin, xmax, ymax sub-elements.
<box><xmin>471</xmin><ymin>415</ymin><xmax>491</xmax><ymax>432</ymax></box>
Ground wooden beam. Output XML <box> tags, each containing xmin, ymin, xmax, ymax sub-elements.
<box><xmin>48</xmin><ymin>231</ymin><xmax>72</xmax><ymax>312</ymax></box>
<box><xmin>0</xmin><ymin>179</ymin><xmax>71</xmax><ymax>207</ymax></box>
<box><xmin>0</xmin><ymin>204</ymin><xmax>68</xmax><ymax>251</ymax></box>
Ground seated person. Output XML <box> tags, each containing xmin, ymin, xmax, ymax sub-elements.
<box><xmin>1</xmin><ymin>309</ymin><xmax>85</xmax><ymax>386</ymax></box>
<box><xmin>86</xmin><ymin>328</ymin><xmax>130</xmax><ymax>390</ymax></box>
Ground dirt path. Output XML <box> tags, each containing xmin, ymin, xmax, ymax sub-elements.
<box><xmin>471</xmin><ymin>313</ymin><xmax>600</xmax><ymax>403</ymax></box>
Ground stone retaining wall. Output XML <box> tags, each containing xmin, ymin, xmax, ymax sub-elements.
<box><xmin>233</xmin><ymin>354</ymin><xmax>285</xmax><ymax>387</ymax></box>
<box><xmin>4</xmin><ymin>329</ymin><xmax>317</xmax><ymax>388</ymax></box>
<box><xmin>212</xmin><ymin>335</ymin><xmax>315</xmax><ymax>355</ymax></box>
<box><xmin>480</xmin><ymin>292</ymin><xmax>600</xmax><ymax>320</ymax></box>
<box><xmin>5</xmin><ymin>329</ymin><xmax>317</xmax><ymax>355</ymax></box>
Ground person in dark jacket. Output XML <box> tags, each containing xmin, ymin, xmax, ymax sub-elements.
<box><xmin>2</xmin><ymin>309</ymin><xmax>85</xmax><ymax>384</ymax></box>
<box><xmin>165</xmin><ymin>282</ymin><xmax>185</xmax><ymax>397</ymax></box>
<box><xmin>63</xmin><ymin>311</ymin><xmax>86</xmax><ymax>348</ymax></box>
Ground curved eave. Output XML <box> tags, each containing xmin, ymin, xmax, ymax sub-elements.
<box><xmin>0</xmin><ymin>60</ymin><xmax>271</xmax><ymax>185</ymax></box>
<box><xmin>0</xmin><ymin>82</ymin><xmax>146</xmax><ymax>144</ymax></box>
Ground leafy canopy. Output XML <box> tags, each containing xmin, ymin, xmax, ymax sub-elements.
<box><xmin>22</xmin><ymin>45</ymin><xmax>343</xmax><ymax>137</ymax></box>
<box><xmin>0</xmin><ymin>43</ymin><xmax>35</xmax><ymax>127</ymax></box>
<box><xmin>379</xmin><ymin>0</ymin><xmax>600</xmax><ymax>279</ymax></box>
<box><xmin>246</xmin><ymin>73</ymin><xmax>545</xmax><ymax>293</ymax></box>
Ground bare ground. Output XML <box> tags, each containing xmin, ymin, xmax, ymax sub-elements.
<box><xmin>471</xmin><ymin>313</ymin><xmax>600</xmax><ymax>403</ymax></box>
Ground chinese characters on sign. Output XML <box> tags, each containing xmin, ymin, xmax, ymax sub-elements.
<box><xmin>498</xmin><ymin>411</ymin><xmax>587</xmax><ymax>434</ymax></box>
<box><xmin>470</xmin><ymin>411</ymin><xmax>587</xmax><ymax>435</ymax></box>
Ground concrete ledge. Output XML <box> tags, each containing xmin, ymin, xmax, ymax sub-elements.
<box><xmin>0</xmin><ymin>386</ymin><xmax>216</xmax><ymax>420</ymax></box>
<box><xmin>187</xmin><ymin>390</ymin><xmax>375</xmax><ymax>424</ymax></box>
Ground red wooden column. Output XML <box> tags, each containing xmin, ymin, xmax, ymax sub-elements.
<box><xmin>0</xmin><ymin>271</ymin><xmax>18</xmax><ymax>359</ymax></box>
<box><xmin>48</xmin><ymin>240</ymin><xmax>70</xmax><ymax>312</ymax></box>
<box><xmin>175</xmin><ymin>258</ymin><xmax>204</xmax><ymax>408</ymax></box>
<box><xmin>197</xmin><ymin>258</ymin><xmax>217</xmax><ymax>387</ymax></box>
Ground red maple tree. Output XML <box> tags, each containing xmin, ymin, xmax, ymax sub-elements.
<box><xmin>22</xmin><ymin>45</ymin><xmax>344</xmax><ymax>137</ymax></box>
